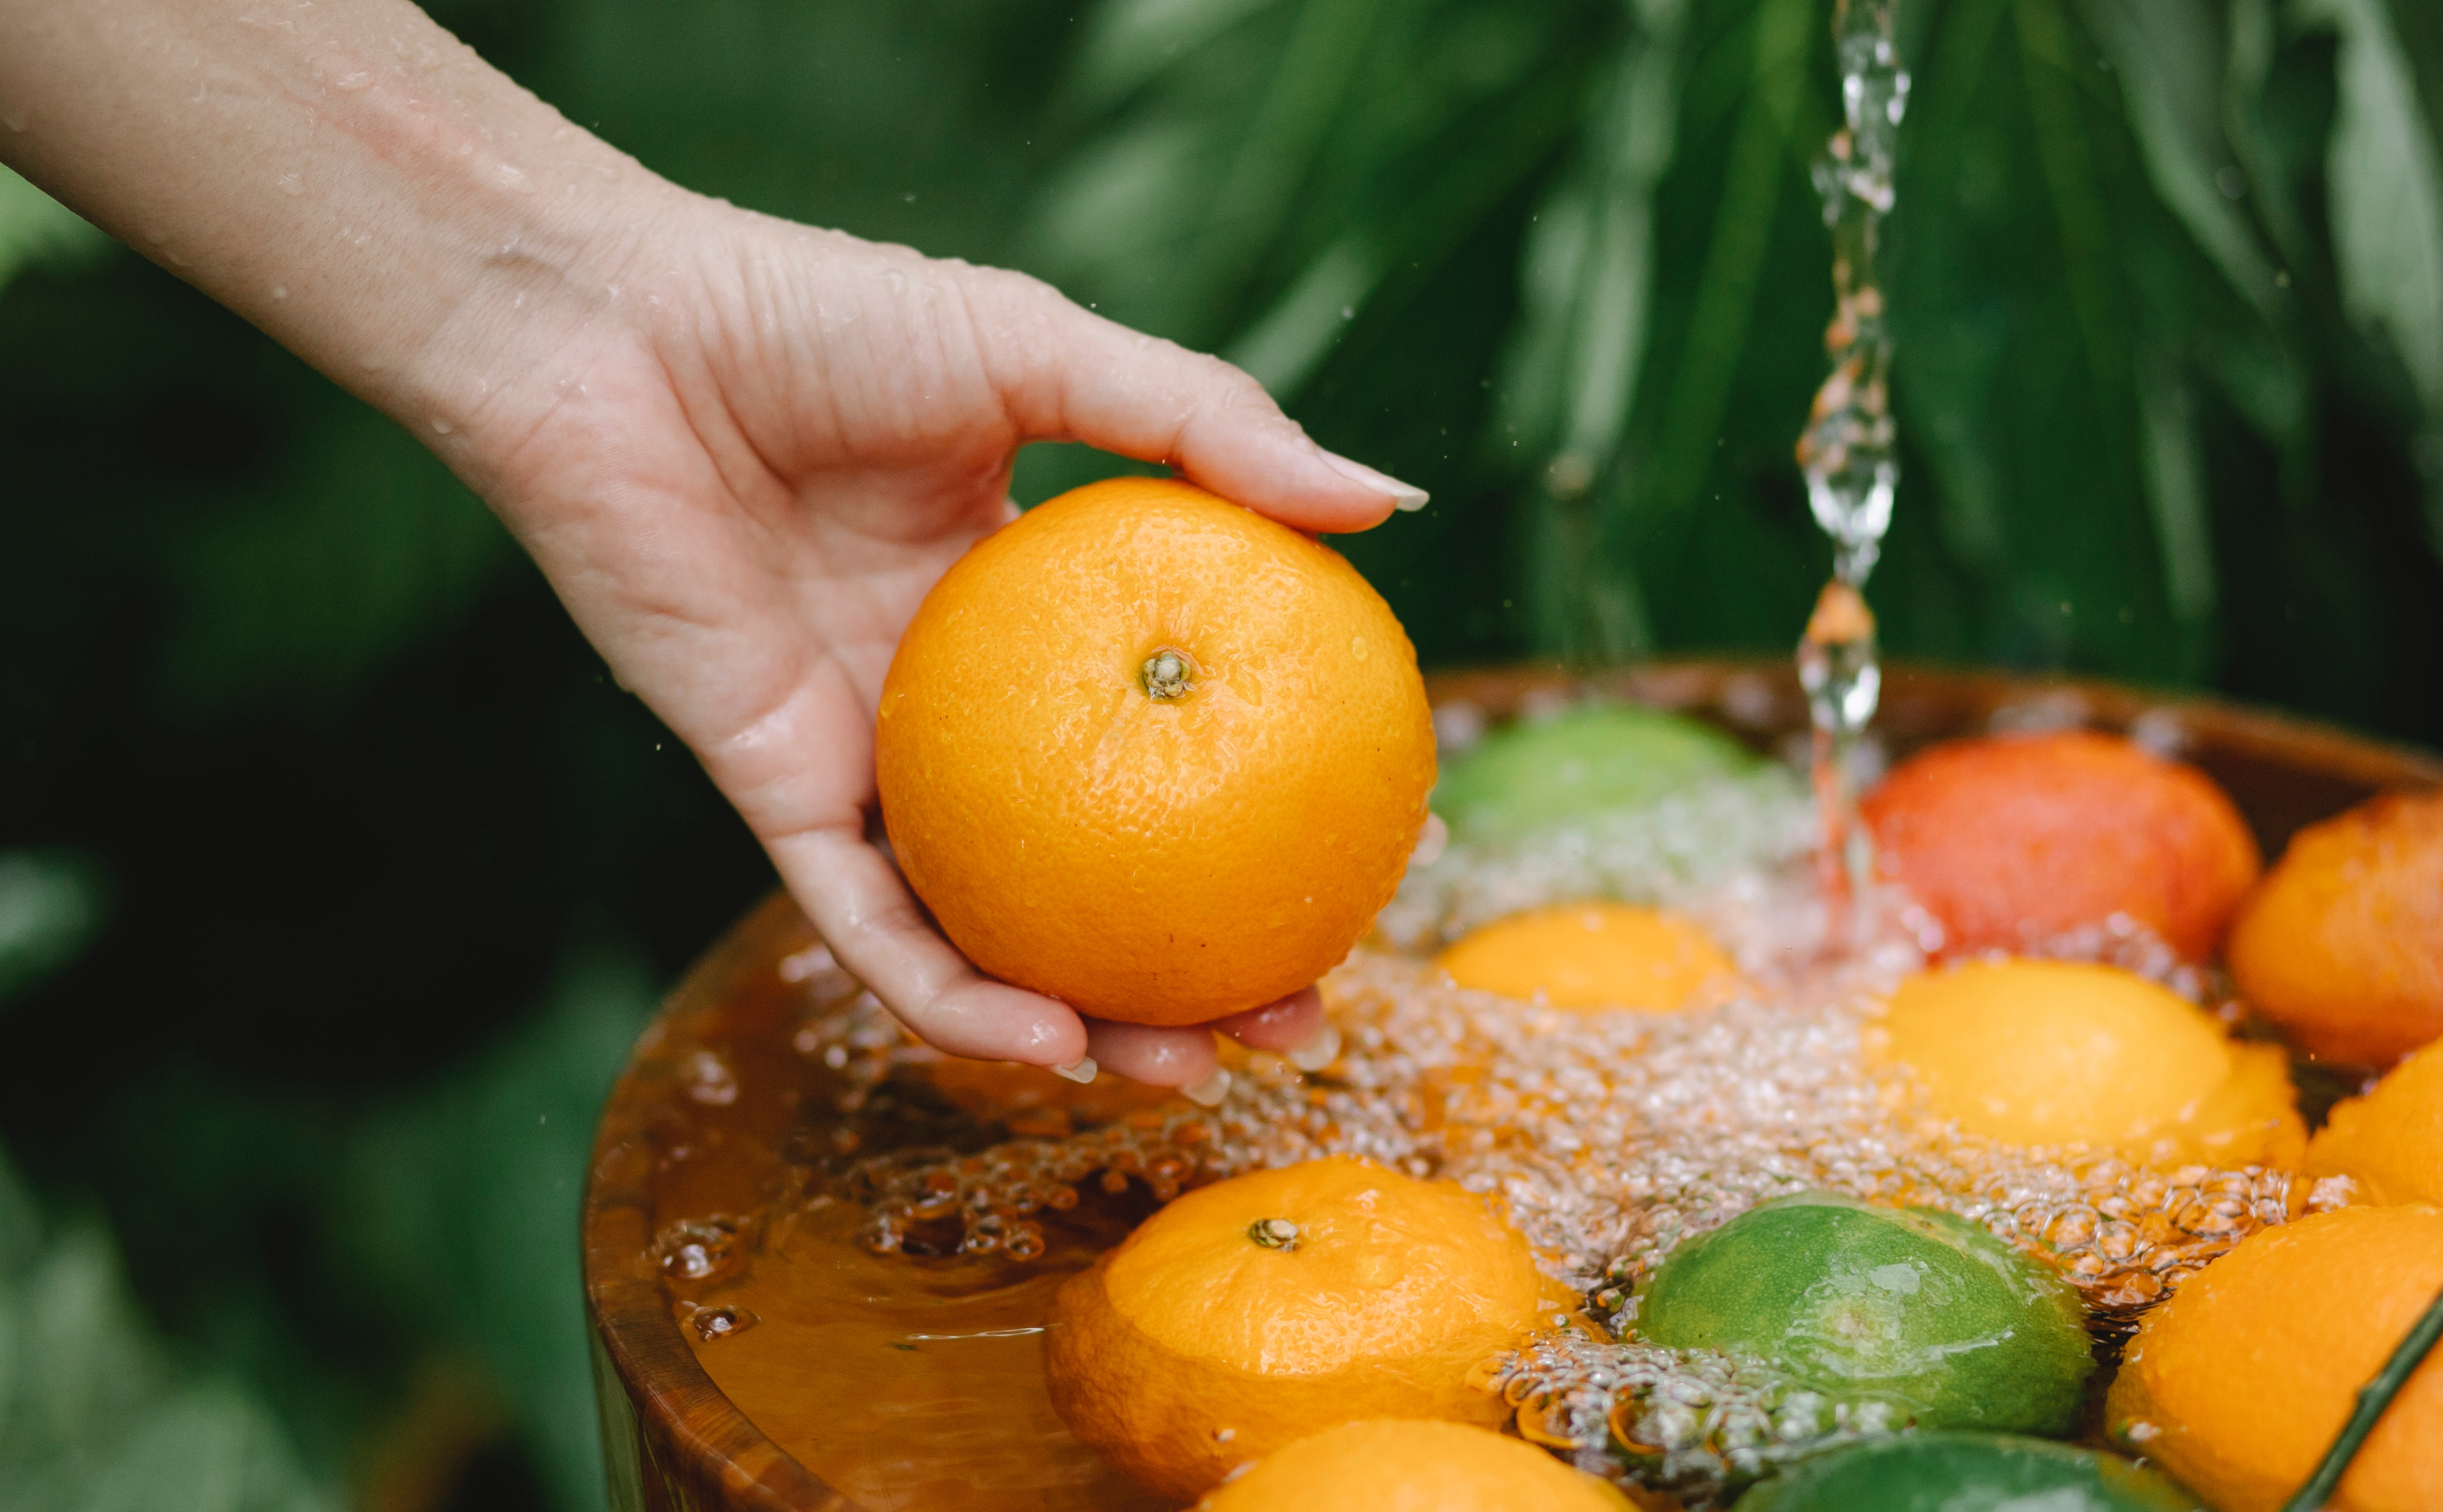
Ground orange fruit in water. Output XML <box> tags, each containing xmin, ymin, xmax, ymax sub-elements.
<box><xmin>1862</xmin><ymin>731</ymin><xmax>2260</xmax><ymax>959</ymax></box>
<box><xmin>2108</xmin><ymin>1204</ymin><xmax>2443</xmax><ymax>1511</ymax></box>
<box><xmin>1869</xmin><ymin>960</ymin><xmax>2303</xmax><ymax>1166</ymax></box>
<box><xmin>875</xmin><ymin>478</ymin><xmax>1435</xmax><ymax>1026</ymax></box>
<box><xmin>2226</xmin><ymin>791</ymin><xmax>2443</xmax><ymax>1065</ymax></box>
<box><xmin>1042</xmin><ymin>1156</ymin><xmax>1556</xmax><ymax>1501</ymax></box>
<box><xmin>1195</xmin><ymin>1419</ymin><xmax>1636</xmax><ymax>1511</ymax></box>
<box><xmin>1436</xmin><ymin>905</ymin><xmax>1744</xmax><ymax>1011</ymax></box>
<box><xmin>2307</xmin><ymin>1042</ymin><xmax>2443</xmax><ymax>1207</ymax></box>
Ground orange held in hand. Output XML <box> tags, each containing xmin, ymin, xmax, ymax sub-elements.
<box><xmin>875</xmin><ymin>478</ymin><xmax>1436</xmax><ymax>1027</ymax></box>
<box><xmin>1042</xmin><ymin>1156</ymin><xmax>1555</xmax><ymax>1502</ymax></box>
<box><xmin>2109</xmin><ymin>1204</ymin><xmax>2443</xmax><ymax>1511</ymax></box>
<box><xmin>2226</xmin><ymin>791</ymin><xmax>2443</xmax><ymax>1065</ymax></box>
<box><xmin>1862</xmin><ymin>730</ymin><xmax>2260</xmax><ymax>959</ymax></box>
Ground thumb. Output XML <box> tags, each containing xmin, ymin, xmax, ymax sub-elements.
<box><xmin>968</xmin><ymin>266</ymin><xmax>1428</xmax><ymax>534</ymax></box>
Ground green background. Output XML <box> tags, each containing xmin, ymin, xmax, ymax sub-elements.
<box><xmin>2</xmin><ymin>0</ymin><xmax>2438</xmax><ymax>1508</ymax></box>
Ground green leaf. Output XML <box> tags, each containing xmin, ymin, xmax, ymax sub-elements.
<box><xmin>0</xmin><ymin>850</ymin><xmax>109</xmax><ymax>1009</ymax></box>
<box><xmin>0</xmin><ymin>166</ymin><xmax>108</xmax><ymax>297</ymax></box>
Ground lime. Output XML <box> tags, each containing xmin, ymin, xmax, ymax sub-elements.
<box><xmin>1736</xmin><ymin>1433</ymin><xmax>2202</xmax><ymax>1510</ymax></box>
<box><xmin>1638</xmin><ymin>1192</ymin><xmax>2091</xmax><ymax>1435</ymax></box>
<box><xmin>1434</xmin><ymin>704</ymin><xmax>1755</xmax><ymax>840</ymax></box>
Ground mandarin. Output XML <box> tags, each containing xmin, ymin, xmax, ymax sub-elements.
<box><xmin>1435</xmin><ymin>904</ymin><xmax>1743</xmax><ymax>1011</ymax></box>
<box><xmin>874</xmin><ymin>478</ymin><xmax>1435</xmax><ymax>1026</ymax></box>
<box><xmin>2226</xmin><ymin>791</ymin><xmax>2443</xmax><ymax>1065</ymax></box>
<box><xmin>1042</xmin><ymin>1156</ymin><xmax>1555</xmax><ymax>1501</ymax></box>
<box><xmin>1195</xmin><ymin>1419</ymin><xmax>1637</xmax><ymax>1512</ymax></box>
<box><xmin>2307</xmin><ymin>1042</ymin><xmax>2443</xmax><ymax>1207</ymax></box>
<box><xmin>1869</xmin><ymin>960</ymin><xmax>2303</xmax><ymax>1166</ymax></box>
<box><xmin>2108</xmin><ymin>1205</ymin><xmax>2443</xmax><ymax>1511</ymax></box>
<box><xmin>1861</xmin><ymin>731</ymin><xmax>2260</xmax><ymax>959</ymax></box>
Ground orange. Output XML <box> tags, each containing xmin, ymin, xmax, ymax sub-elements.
<box><xmin>1435</xmin><ymin>905</ymin><xmax>1744</xmax><ymax>1011</ymax></box>
<box><xmin>1042</xmin><ymin>1156</ymin><xmax>1555</xmax><ymax>1501</ymax></box>
<box><xmin>1869</xmin><ymin>960</ymin><xmax>2303</xmax><ymax>1166</ymax></box>
<box><xmin>2226</xmin><ymin>791</ymin><xmax>2443</xmax><ymax>1065</ymax></box>
<box><xmin>1862</xmin><ymin>731</ymin><xmax>2260</xmax><ymax>959</ymax></box>
<box><xmin>2307</xmin><ymin>1042</ymin><xmax>2443</xmax><ymax>1207</ymax></box>
<box><xmin>875</xmin><ymin>478</ymin><xmax>1435</xmax><ymax>1026</ymax></box>
<box><xmin>2109</xmin><ymin>1204</ymin><xmax>2443</xmax><ymax>1511</ymax></box>
<box><xmin>1195</xmin><ymin>1419</ymin><xmax>1636</xmax><ymax>1511</ymax></box>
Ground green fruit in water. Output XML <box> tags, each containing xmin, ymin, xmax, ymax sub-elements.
<box><xmin>1734</xmin><ymin>1433</ymin><xmax>2202</xmax><ymax>1511</ymax></box>
<box><xmin>1434</xmin><ymin>704</ymin><xmax>1755</xmax><ymax>839</ymax></box>
<box><xmin>1639</xmin><ymin>1192</ymin><xmax>2092</xmax><ymax>1435</ymax></box>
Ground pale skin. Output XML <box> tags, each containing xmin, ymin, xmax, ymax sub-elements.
<box><xmin>0</xmin><ymin>0</ymin><xmax>1429</xmax><ymax>1089</ymax></box>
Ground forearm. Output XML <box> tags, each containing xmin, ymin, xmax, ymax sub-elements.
<box><xmin>0</xmin><ymin>0</ymin><xmax>671</xmax><ymax>439</ymax></box>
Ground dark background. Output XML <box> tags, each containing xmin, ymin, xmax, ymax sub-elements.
<box><xmin>2</xmin><ymin>0</ymin><xmax>2438</xmax><ymax>1507</ymax></box>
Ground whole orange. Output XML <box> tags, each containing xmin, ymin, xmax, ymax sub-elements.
<box><xmin>874</xmin><ymin>478</ymin><xmax>1435</xmax><ymax>1026</ymax></box>
<box><xmin>1861</xmin><ymin>731</ymin><xmax>2260</xmax><ymax>959</ymax></box>
<box><xmin>2109</xmin><ymin>1204</ymin><xmax>2443</xmax><ymax>1511</ymax></box>
<box><xmin>2226</xmin><ymin>791</ymin><xmax>2443</xmax><ymax>1065</ymax></box>
<box><xmin>1042</xmin><ymin>1156</ymin><xmax>1556</xmax><ymax>1502</ymax></box>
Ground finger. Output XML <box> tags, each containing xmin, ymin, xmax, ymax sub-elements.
<box><xmin>965</xmin><ymin>266</ymin><xmax>1428</xmax><ymax>534</ymax></box>
<box><xmin>1210</xmin><ymin>987</ymin><xmax>1325</xmax><ymax>1051</ymax></box>
<box><xmin>1082</xmin><ymin>1019</ymin><xmax>1220</xmax><ymax>1091</ymax></box>
<box><xmin>766</xmin><ymin>823</ymin><xmax>1090</xmax><ymax>1068</ymax></box>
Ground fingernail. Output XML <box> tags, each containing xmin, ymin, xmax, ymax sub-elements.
<box><xmin>1286</xmin><ymin>1022</ymin><xmax>1341</xmax><ymax>1074</ymax></box>
<box><xmin>1052</xmin><ymin>1057</ymin><xmax>1098</xmax><ymax>1084</ymax></box>
<box><xmin>1320</xmin><ymin>450</ymin><xmax>1430</xmax><ymax>512</ymax></box>
<box><xmin>1181</xmin><ymin>1068</ymin><xmax>1232</xmax><ymax>1107</ymax></box>
<box><xmin>1408</xmin><ymin>812</ymin><xmax>1448</xmax><ymax>871</ymax></box>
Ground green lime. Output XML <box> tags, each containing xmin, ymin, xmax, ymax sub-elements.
<box><xmin>1638</xmin><ymin>1192</ymin><xmax>2092</xmax><ymax>1435</ymax></box>
<box><xmin>1434</xmin><ymin>704</ymin><xmax>1755</xmax><ymax>840</ymax></box>
<box><xmin>1734</xmin><ymin>1433</ymin><xmax>2202</xmax><ymax>1510</ymax></box>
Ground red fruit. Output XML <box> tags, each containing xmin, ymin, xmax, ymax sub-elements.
<box><xmin>1863</xmin><ymin>731</ymin><xmax>2261</xmax><ymax>959</ymax></box>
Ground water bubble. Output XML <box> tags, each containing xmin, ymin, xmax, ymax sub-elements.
<box><xmin>684</xmin><ymin>1050</ymin><xmax>739</xmax><ymax>1106</ymax></box>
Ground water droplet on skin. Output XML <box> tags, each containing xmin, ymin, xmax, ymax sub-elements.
<box><xmin>2</xmin><ymin>109</ymin><xmax>29</xmax><ymax>132</ymax></box>
<box><xmin>333</xmin><ymin>71</ymin><xmax>373</xmax><ymax>90</ymax></box>
<box><xmin>496</xmin><ymin>163</ymin><xmax>534</xmax><ymax>192</ymax></box>
<box><xmin>271</xmin><ymin>285</ymin><xmax>288</xmax><ymax>300</ymax></box>
<box><xmin>277</xmin><ymin>172</ymin><xmax>303</xmax><ymax>195</ymax></box>
<box><xmin>430</xmin><ymin>418</ymin><xmax>452</xmax><ymax>434</ymax></box>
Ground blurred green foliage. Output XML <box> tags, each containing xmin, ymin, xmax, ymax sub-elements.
<box><xmin>2</xmin><ymin>1</ymin><xmax>2440</xmax><ymax>1509</ymax></box>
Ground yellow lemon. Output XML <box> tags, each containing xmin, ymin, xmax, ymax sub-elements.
<box><xmin>1436</xmin><ymin>905</ymin><xmax>1743</xmax><ymax>1011</ymax></box>
<box><xmin>1871</xmin><ymin>960</ymin><xmax>2303</xmax><ymax>1165</ymax></box>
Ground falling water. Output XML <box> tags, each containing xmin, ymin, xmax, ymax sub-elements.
<box><xmin>1796</xmin><ymin>0</ymin><xmax>1908</xmax><ymax>917</ymax></box>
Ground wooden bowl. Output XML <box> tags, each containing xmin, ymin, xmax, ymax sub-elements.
<box><xmin>582</xmin><ymin>659</ymin><xmax>2443</xmax><ymax>1512</ymax></box>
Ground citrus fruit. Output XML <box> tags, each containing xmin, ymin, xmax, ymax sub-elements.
<box><xmin>1861</xmin><ymin>731</ymin><xmax>2261</xmax><ymax>958</ymax></box>
<box><xmin>1042</xmin><ymin>1155</ymin><xmax>1554</xmax><ymax>1500</ymax></box>
<box><xmin>2306</xmin><ymin>1042</ymin><xmax>2443</xmax><ymax>1207</ymax></box>
<box><xmin>1432</xmin><ymin>703</ymin><xmax>1754</xmax><ymax>841</ymax></box>
<box><xmin>1736</xmin><ymin>1433</ymin><xmax>2202</xmax><ymax>1511</ymax></box>
<box><xmin>874</xmin><ymin>477</ymin><xmax>1435</xmax><ymax>1026</ymax></box>
<box><xmin>1635</xmin><ymin>1191</ymin><xmax>2091</xmax><ymax>1435</ymax></box>
<box><xmin>1194</xmin><ymin>1419</ymin><xmax>1635</xmax><ymax>1511</ymax></box>
<box><xmin>1434</xmin><ymin>905</ymin><xmax>1744</xmax><ymax>1011</ymax></box>
<box><xmin>1869</xmin><ymin>960</ymin><xmax>2304</xmax><ymax>1166</ymax></box>
<box><xmin>2226</xmin><ymin>791</ymin><xmax>2443</xmax><ymax>1065</ymax></box>
<box><xmin>2109</xmin><ymin>1204</ymin><xmax>2443</xmax><ymax>1511</ymax></box>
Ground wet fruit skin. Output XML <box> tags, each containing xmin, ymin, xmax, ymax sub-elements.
<box><xmin>2306</xmin><ymin>1041</ymin><xmax>2443</xmax><ymax>1206</ymax></box>
<box><xmin>1194</xmin><ymin>1418</ymin><xmax>1636</xmax><ymax>1511</ymax></box>
<box><xmin>1435</xmin><ymin>904</ymin><xmax>1744</xmax><ymax>1012</ymax></box>
<box><xmin>2226</xmin><ymin>790</ymin><xmax>2443</xmax><ymax>1065</ymax></box>
<box><xmin>1861</xmin><ymin>731</ymin><xmax>2261</xmax><ymax>959</ymax></box>
<box><xmin>1734</xmin><ymin>1433</ymin><xmax>2203</xmax><ymax>1511</ymax></box>
<box><xmin>875</xmin><ymin>477</ymin><xmax>1436</xmax><ymax>1027</ymax></box>
<box><xmin>1871</xmin><ymin>960</ymin><xmax>2305</xmax><ymax>1166</ymax></box>
<box><xmin>1042</xmin><ymin>1156</ymin><xmax>1555</xmax><ymax>1502</ymax></box>
<box><xmin>1635</xmin><ymin>1191</ymin><xmax>2092</xmax><ymax>1435</ymax></box>
<box><xmin>2107</xmin><ymin>1204</ymin><xmax>2443</xmax><ymax>1512</ymax></box>
<box><xmin>1432</xmin><ymin>703</ymin><xmax>1755</xmax><ymax>841</ymax></box>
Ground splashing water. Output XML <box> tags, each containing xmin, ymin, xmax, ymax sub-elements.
<box><xmin>1796</xmin><ymin>0</ymin><xmax>1909</xmax><ymax>918</ymax></box>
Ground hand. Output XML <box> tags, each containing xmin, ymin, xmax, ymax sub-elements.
<box><xmin>453</xmin><ymin>201</ymin><xmax>1422</xmax><ymax>1087</ymax></box>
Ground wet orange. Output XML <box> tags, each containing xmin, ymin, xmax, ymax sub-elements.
<box><xmin>1042</xmin><ymin>1156</ymin><xmax>1555</xmax><ymax>1502</ymax></box>
<box><xmin>1196</xmin><ymin>1419</ymin><xmax>1637</xmax><ymax>1511</ymax></box>
<box><xmin>1869</xmin><ymin>960</ymin><xmax>2303</xmax><ymax>1166</ymax></box>
<box><xmin>2307</xmin><ymin>1042</ymin><xmax>2443</xmax><ymax>1207</ymax></box>
<box><xmin>1435</xmin><ymin>905</ymin><xmax>1744</xmax><ymax>1011</ymax></box>
<box><xmin>2109</xmin><ymin>1204</ymin><xmax>2443</xmax><ymax>1511</ymax></box>
<box><xmin>2226</xmin><ymin>791</ymin><xmax>2443</xmax><ymax>1065</ymax></box>
<box><xmin>875</xmin><ymin>478</ymin><xmax>1436</xmax><ymax>1026</ymax></box>
<box><xmin>1862</xmin><ymin>731</ymin><xmax>2260</xmax><ymax>959</ymax></box>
